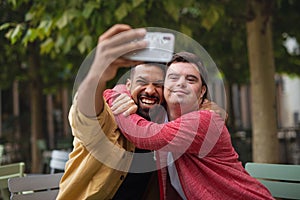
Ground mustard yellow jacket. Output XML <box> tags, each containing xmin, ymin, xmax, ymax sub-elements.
<box><xmin>57</xmin><ymin>95</ymin><xmax>135</xmax><ymax>200</ymax></box>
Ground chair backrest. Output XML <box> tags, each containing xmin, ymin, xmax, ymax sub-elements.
<box><xmin>49</xmin><ymin>150</ymin><xmax>69</xmax><ymax>174</ymax></box>
<box><xmin>0</xmin><ymin>162</ymin><xmax>25</xmax><ymax>200</ymax></box>
<box><xmin>8</xmin><ymin>173</ymin><xmax>64</xmax><ymax>200</ymax></box>
<box><xmin>0</xmin><ymin>145</ymin><xmax>4</xmax><ymax>165</ymax></box>
<box><xmin>245</xmin><ymin>162</ymin><xmax>300</xmax><ymax>199</ymax></box>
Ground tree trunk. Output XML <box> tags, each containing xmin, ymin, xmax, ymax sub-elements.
<box><xmin>246</xmin><ymin>0</ymin><xmax>279</xmax><ymax>163</ymax></box>
<box><xmin>28</xmin><ymin>42</ymin><xmax>43</xmax><ymax>173</ymax></box>
<box><xmin>226</xmin><ymin>82</ymin><xmax>236</xmax><ymax>131</ymax></box>
<box><xmin>62</xmin><ymin>87</ymin><xmax>70</xmax><ymax>137</ymax></box>
<box><xmin>47</xmin><ymin>94</ymin><xmax>55</xmax><ymax>149</ymax></box>
<box><xmin>0</xmin><ymin>89</ymin><xmax>2</xmax><ymax>138</ymax></box>
<box><xmin>13</xmin><ymin>80</ymin><xmax>21</xmax><ymax>141</ymax></box>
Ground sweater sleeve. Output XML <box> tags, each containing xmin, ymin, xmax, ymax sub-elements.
<box><xmin>115</xmin><ymin>111</ymin><xmax>225</xmax><ymax>154</ymax></box>
<box><xmin>68</xmin><ymin>92</ymin><xmax>133</xmax><ymax>169</ymax></box>
<box><xmin>104</xmin><ymin>85</ymin><xmax>226</xmax><ymax>154</ymax></box>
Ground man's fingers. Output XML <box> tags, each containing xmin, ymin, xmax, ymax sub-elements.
<box><xmin>111</xmin><ymin>94</ymin><xmax>129</xmax><ymax>111</ymax></box>
<box><xmin>100</xmin><ymin>28</ymin><xmax>146</xmax><ymax>52</ymax></box>
<box><xmin>107</xmin><ymin>28</ymin><xmax>146</xmax><ymax>47</ymax></box>
<box><xmin>107</xmin><ymin>28</ymin><xmax>148</xmax><ymax>58</ymax></box>
<box><xmin>112</xmin><ymin>100</ymin><xmax>137</xmax><ymax>115</ymax></box>
<box><xmin>107</xmin><ymin>39</ymin><xmax>148</xmax><ymax>61</ymax></box>
<box><xmin>111</xmin><ymin>94</ymin><xmax>137</xmax><ymax>115</ymax></box>
<box><xmin>97</xmin><ymin>28</ymin><xmax>147</xmax><ymax>65</ymax></box>
<box><xmin>111</xmin><ymin>58</ymin><xmax>143</xmax><ymax>68</ymax></box>
<box><xmin>122</xmin><ymin>105</ymin><xmax>138</xmax><ymax>117</ymax></box>
<box><xmin>99</xmin><ymin>24</ymin><xmax>132</xmax><ymax>42</ymax></box>
<box><xmin>200</xmin><ymin>100</ymin><xmax>228</xmax><ymax>121</ymax></box>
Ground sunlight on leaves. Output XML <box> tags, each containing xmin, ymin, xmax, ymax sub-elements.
<box><xmin>22</xmin><ymin>28</ymin><xmax>38</xmax><ymax>46</ymax></box>
<box><xmin>83</xmin><ymin>2</ymin><xmax>100</xmax><ymax>19</ymax></box>
<box><xmin>115</xmin><ymin>2</ymin><xmax>130</xmax><ymax>21</ymax></box>
<box><xmin>201</xmin><ymin>5</ymin><xmax>223</xmax><ymax>31</ymax></box>
<box><xmin>10</xmin><ymin>24</ymin><xmax>24</xmax><ymax>44</ymax></box>
<box><xmin>78</xmin><ymin>35</ymin><xmax>93</xmax><ymax>54</ymax></box>
<box><xmin>40</xmin><ymin>38</ymin><xmax>54</xmax><ymax>54</ymax></box>
<box><xmin>163</xmin><ymin>0</ymin><xmax>180</xmax><ymax>22</ymax></box>
<box><xmin>132</xmin><ymin>0</ymin><xmax>144</xmax><ymax>8</ymax></box>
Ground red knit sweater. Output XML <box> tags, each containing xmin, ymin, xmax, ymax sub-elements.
<box><xmin>104</xmin><ymin>86</ymin><xmax>274</xmax><ymax>200</ymax></box>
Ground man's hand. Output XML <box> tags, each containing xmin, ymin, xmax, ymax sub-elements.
<box><xmin>111</xmin><ymin>93</ymin><xmax>138</xmax><ymax>117</ymax></box>
<box><xmin>77</xmin><ymin>24</ymin><xmax>147</xmax><ymax>117</ymax></box>
<box><xmin>91</xmin><ymin>24</ymin><xmax>147</xmax><ymax>82</ymax></box>
<box><xmin>112</xmin><ymin>93</ymin><xmax>166</xmax><ymax>123</ymax></box>
<box><xmin>200</xmin><ymin>99</ymin><xmax>228</xmax><ymax>121</ymax></box>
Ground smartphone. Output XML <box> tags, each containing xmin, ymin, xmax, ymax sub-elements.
<box><xmin>124</xmin><ymin>32</ymin><xmax>175</xmax><ymax>63</ymax></box>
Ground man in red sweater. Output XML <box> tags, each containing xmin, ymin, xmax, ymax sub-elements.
<box><xmin>106</xmin><ymin>52</ymin><xmax>274</xmax><ymax>200</ymax></box>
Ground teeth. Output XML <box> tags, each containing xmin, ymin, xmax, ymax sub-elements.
<box><xmin>141</xmin><ymin>98</ymin><xmax>156</xmax><ymax>105</ymax></box>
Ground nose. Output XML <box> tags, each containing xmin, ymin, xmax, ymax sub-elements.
<box><xmin>176</xmin><ymin>76</ymin><xmax>186</xmax><ymax>87</ymax></box>
<box><xmin>144</xmin><ymin>84</ymin><xmax>156</xmax><ymax>95</ymax></box>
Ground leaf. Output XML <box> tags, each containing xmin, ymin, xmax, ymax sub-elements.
<box><xmin>115</xmin><ymin>2</ymin><xmax>131</xmax><ymax>21</ymax></box>
<box><xmin>78</xmin><ymin>35</ymin><xmax>93</xmax><ymax>54</ymax></box>
<box><xmin>180</xmin><ymin>25</ymin><xmax>192</xmax><ymax>37</ymax></box>
<box><xmin>7</xmin><ymin>0</ymin><xmax>17</xmax><ymax>8</ymax></box>
<box><xmin>0</xmin><ymin>23</ymin><xmax>11</xmax><ymax>31</ymax></box>
<box><xmin>22</xmin><ymin>28</ymin><xmax>38</xmax><ymax>46</ymax></box>
<box><xmin>83</xmin><ymin>2</ymin><xmax>100</xmax><ymax>19</ymax></box>
<box><xmin>37</xmin><ymin>20</ymin><xmax>53</xmax><ymax>40</ymax></box>
<box><xmin>201</xmin><ymin>5</ymin><xmax>221</xmax><ymax>31</ymax></box>
<box><xmin>162</xmin><ymin>0</ymin><xmax>180</xmax><ymax>22</ymax></box>
<box><xmin>43</xmin><ymin>20</ymin><xmax>53</xmax><ymax>37</ymax></box>
<box><xmin>132</xmin><ymin>0</ymin><xmax>144</xmax><ymax>8</ymax></box>
<box><xmin>10</xmin><ymin>24</ymin><xmax>23</xmax><ymax>44</ymax></box>
<box><xmin>55</xmin><ymin>34</ymin><xmax>65</xmax><ymax>53</ymax></box>
<box><xmin>5</xmin><ymin>28</ymin><xmax>13</xmax><ymax>40</ymax></box>
<box><xmin>63</xmin><ymin>35</ymin><xmax>76</xmax><ymax>54</ymax></box>
<box><xmin>56</xmin><ymin>12</ymin><xmax>68</xmax><ymax>29</ymax></box>
<box><xmin>40</xmin><ymin>38</ymin><xmax>54</xmax><ymax>54</ymax></box>
<box><xmin>67</xmin><ymin>9</ymin><xmax>81</xmax><ymax>21</ymax></box>
<box><xmin>56</xmin><ymin>9</ymin><xmax>81</xmax><ymax>29</ymax></box>
<box><xmin>25</xmin><ymin>11</ymin><xmax>35</xmax><ymax>21</ymax></box>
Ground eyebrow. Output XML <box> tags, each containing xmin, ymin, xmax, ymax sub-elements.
<box><xmin>135</xmin><ymin>76</ymin><xmax>164</xmax><ymax>83</ymax></box>
<box><xmin>167</xmin><ymin>73</ymin><xmax>199</xmax><ymax>80</ymax></box>
<box><xmin>167</xmin><ymin>73</ymin><xmax>179</xmax><ymax>77</ymax></box>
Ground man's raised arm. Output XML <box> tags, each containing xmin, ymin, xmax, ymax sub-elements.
<box><xmin>76</xmin><ymin>24</ymin><xmax>147</xmax><ymax>117</ymax></box>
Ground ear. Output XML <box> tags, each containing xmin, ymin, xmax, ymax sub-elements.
<box><xmin>125</xmin><ymin>79</ymin><xmax>131</xmax><ymax>90</ymax></box>
<box><xmin>200</xmin><ymin>85</ymin><xmax>207</xmax><ymax>98</ymax></box>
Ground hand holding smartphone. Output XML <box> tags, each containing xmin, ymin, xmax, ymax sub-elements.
<box><xmin>123</xmin><ymin>32</ymin><xmax>175</xmax><ymax>63</ymax></box>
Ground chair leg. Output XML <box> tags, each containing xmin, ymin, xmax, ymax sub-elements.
<box><xmin>0</xmin><ymin>188</ymin><xmax>10</xmax><ymax>200</ymax></box>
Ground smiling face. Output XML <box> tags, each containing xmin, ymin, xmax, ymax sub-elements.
<box><xmin>164</xmin><ymin>62</ymin><xmax>207</xmax><ymax>119</ymax></box>
<box><xmin>126</xmin><ymin>64</ymin><xmax>165</xmax><ymax>120</ymax></box>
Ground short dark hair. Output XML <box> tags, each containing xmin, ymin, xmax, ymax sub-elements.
<box><xmin>130</xmin><ymin>62</ymin><xmax>167</xmax><ymax>80</ymax></box>
<box><xmin>167</xmin><ymin>51</ymin><xmax>210</xmax><ymax>101</ymax></box>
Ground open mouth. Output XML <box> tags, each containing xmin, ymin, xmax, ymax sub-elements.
<box><xmin>139</xmin><ymin>95</ymin><xmax>159</xmax><ymax>106</ymax></box>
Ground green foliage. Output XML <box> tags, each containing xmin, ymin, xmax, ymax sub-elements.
<box><xmin>115</xmin><ymin>2</ymin><xmax>131</xmax><ymax>21</ymax></box>
<box><xmin>273</xmin><ymin>0</ymin><xmax>300</xmax><ymax>75</ymax></box>
<box><xmin>78</xmin><ymin>35</ymin><xmax>93</xmax><ymax>54</ymax></box>
<box><xmin>0</xmin><ymin>0</ymin><xmax>299</xmax><ymax>92</ymax></box>
<box><xmin>162</xmin><ymin>0</ymin><xmax>181</xmax><ymax>22</ymax></box>
<box><xmin>201</xmin><ymin>4</ymin><xmax>224</xmax><ymax>31</ymax></box>
<box><xmin>0</xmin><ymin>0</ymin><xmax>28</xmax><ymax>89</ymax></box>
<box><xmin>6</xmin><ymin>24</ymin><xmax>24</xmax><ymax>44</ymax></box>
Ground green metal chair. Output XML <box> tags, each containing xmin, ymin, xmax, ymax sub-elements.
<box><xmin>0</xmin><ymin>162</ymin><xmax>25</xmax><ymax>200</ymax></box>
<box><xmin>245</xmin><ymin>162</ymin><xmax>300</xmax><ymax>199</ymax></box>
<box><xmin>0</xmin><ymin>145</ymin><xmax>4</xmax><ymax>165</ymax></box>
<box><xmin>8</xmin><ymin>173</ymin><xmax>63</xmax><ymax>200</ymax></box>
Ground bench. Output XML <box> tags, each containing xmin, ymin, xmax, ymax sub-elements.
<box><xmin>245</xmin><ymin>162</ymin><xmax>300</xmax><ymax>199</ymax></box>
<box><xmin>8</xmin><ymin>173</ymin><xmax>64</xmax><ymax>200</ymax></box>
